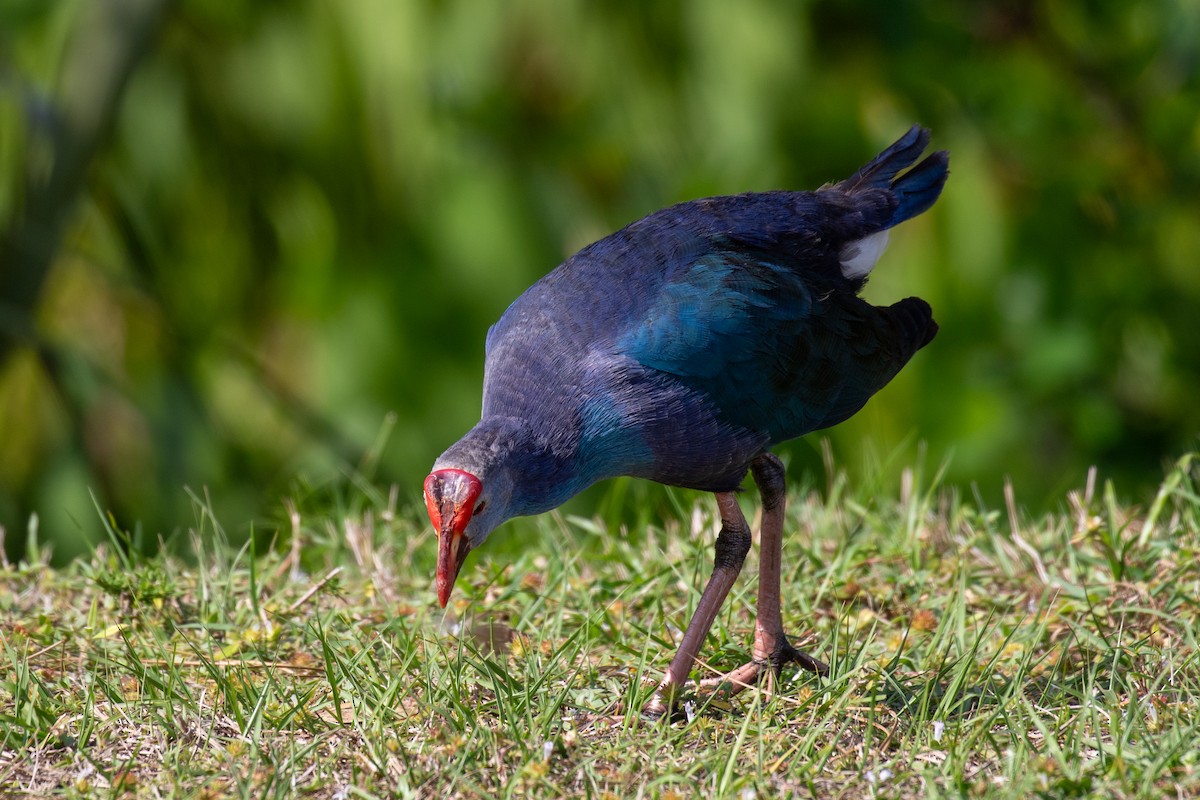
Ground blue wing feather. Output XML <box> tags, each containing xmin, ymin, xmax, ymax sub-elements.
<box><xmin>619</xmin><ymin>246</ymin><xmax>933</xmax><ymax>444</ymax></box>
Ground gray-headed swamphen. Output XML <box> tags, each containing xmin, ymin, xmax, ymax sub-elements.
<box><xmin>425</xmin><ymin>126</ymin><xmax>948</xmax><ymax>714</ymax></box>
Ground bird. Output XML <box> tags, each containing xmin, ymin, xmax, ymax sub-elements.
<box><xmin>424</xmin><ymin>125</ymin><xmax>948</xmax><ymax>715</ymax></box>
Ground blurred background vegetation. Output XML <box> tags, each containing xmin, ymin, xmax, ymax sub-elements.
<box><xmin>1</xmin><ymin>0</ymin><xmax>1198</xmax><ymax>562</ymax></box>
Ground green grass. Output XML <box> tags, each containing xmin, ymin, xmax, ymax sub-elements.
<box><xmin>2</xmin><ymin>453</ymin><xmax>1199</xmax><ymax>798</ymax></box>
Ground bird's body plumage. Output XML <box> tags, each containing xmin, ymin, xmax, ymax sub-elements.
<box><xmin>439</xmin><ymin>127</ymin><xmax>945</xmax><ymax>509</ymax></box>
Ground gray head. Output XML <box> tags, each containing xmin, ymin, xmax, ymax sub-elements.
<box><xmin>423</xmin><ymin>417</ymin><xmax>529</xmax><ymax>607</ymax></box>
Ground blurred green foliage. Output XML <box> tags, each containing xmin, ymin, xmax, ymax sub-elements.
<box><xmin>2</xmin><ymin>0</ymin><xmax>1198</xmax><ymax>560</ymax></box>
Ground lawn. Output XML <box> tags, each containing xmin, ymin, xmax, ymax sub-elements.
<box><xmin>2</xmin><ymin>453</ymin><xmax>1199</xmax><ymax>798</ymax></box>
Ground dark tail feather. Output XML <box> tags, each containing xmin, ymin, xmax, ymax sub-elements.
<box><xmin>836</xmin><ymin>125</ymin><xmax>931</xmax><ymax>192</ymax></box>
<box><xmin>837</xmin><ymin>125</ymin><xmax>950</xmax><ymax>228</ymax></box>
<box><xmin>888</xmin><ymin>149</ymin><xmax>949</xmax><ymax>227</ymax></box>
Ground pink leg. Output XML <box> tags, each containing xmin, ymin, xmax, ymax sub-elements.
<box><xmin>645</xmin><ymin>491</ymin><xmax>751</xmax><ymax>716</ymax></box>
<box><xmin>701</xmin><ymin>454</ymin><xmax>827</xmax><ymax>696</ymax></box>
<box><xmin>646</xmin><ymin>453</ymin><xmax>827</xmax><ymax>717</ymax></box>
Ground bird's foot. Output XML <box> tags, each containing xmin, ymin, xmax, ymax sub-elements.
<box><xmin>643</xmin><ymin>682</ymin><xmax>691</xmax><ymax>720</ymax></box>
<box><xmin>698</xmin><ymin>634</ymin><xmax>828</xmax><ymax>698</ymax></box>
<box><xmin>647</xmin><ymin>675</ymin><xmax>737</xmax><ymax>720</ymax></box>
<box><xmin>643</xmin><ymin>636</ymin><xmax>827</xmax><ymax>718</ymax></box>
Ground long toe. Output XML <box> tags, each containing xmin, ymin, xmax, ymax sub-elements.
<box><xmin>787</xmin><ymin>646</ymin><xmax>830</xmax><ymax>677</ymax></box>
<box><xmin>778</xmin><ymin>638</ymin><xmax>830</xmax><ymax>677</ymax></box>
<box><xmin>698</xmin><ymin>660</ymin><xmax>766</xmax><ymax>695</ymax></box>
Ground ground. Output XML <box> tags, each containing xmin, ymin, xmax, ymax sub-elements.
<box><xmin>2</xmin><ymin>454</ymin><xmax>1198</xmax><ymax>798</ymax></box>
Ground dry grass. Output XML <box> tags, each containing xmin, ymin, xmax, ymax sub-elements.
<box><xmin>2</xmin><ymin>453</ymin><xmax>1199</xmax><ymax>798</ymax></box>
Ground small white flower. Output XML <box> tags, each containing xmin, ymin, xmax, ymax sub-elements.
<box><xmin>740</xmin><ymin>788</ymin><xmax>757</xmax><ymax>800</ymax></box>
<box><xmin>866</xmin><ymin>767</ymin><xmax>893</xmax><ymax>784</ymax></box>
<box><xmin>542</xmin><ymin>740</ymin><xmax>554</xmax><ymax>761</ymax></box>
<box><xmin>933</xmin><ymin>720</ymin><xmax>945</xmax><ymax>742</ymax></box>
<box><xmin>684</xmin><ymin>700</ymin><xmax>697</xmax><ymax>724</ymax></box>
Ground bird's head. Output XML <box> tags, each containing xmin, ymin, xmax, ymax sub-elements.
<box><xmin>423</xmin><ymin>465</ymin><xmax>512</xmax><ymax>607</ymax></box>
<box><xmin>426</xmin><ymin>416</ymin><xmax>565</xmax><ymax>607</ymax></box>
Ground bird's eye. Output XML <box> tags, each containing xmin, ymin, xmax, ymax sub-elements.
<box><xmin>474</xmin><ymin>501</ymin><xmax>487</xmax><ymax>515</ymax></box>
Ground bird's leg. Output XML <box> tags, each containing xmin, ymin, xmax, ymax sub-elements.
<box><xmin>645</xmin><ymin>491</ymin><xmax>751</xmax><ymax>717</ymax></box>
<box><xmin>701</xmin><ymin>453</ymin><xmax>828</xmax><ymax>696</ymax></box>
